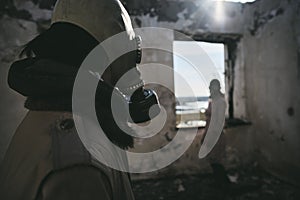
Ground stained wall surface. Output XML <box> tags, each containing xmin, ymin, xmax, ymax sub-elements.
<box><xmin>240</xmin><ymin>0</ymin><xmax>300</xmax><ymax>185</ymax></box>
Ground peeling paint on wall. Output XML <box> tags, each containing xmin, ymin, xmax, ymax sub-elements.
<box><xmin>123</xmin><ymin>0</ymin><xmax>197</xmax><ymax>22</ymax></box>
<box><xmin>0</xmin><ymin>0</ymin><xmax>32</xmax><ymax>20</ymax></box>
<box><xmin>248</xmin><ymin>7</ymin><xmax>284</xmax><ymax>36</ymax></box>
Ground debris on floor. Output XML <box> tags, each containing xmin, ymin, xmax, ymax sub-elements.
<box><xmin>132</xmin><ymin>167</ymin><xmax>300</xmax><ymax>200</ymax></box>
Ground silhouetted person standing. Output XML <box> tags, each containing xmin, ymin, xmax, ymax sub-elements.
<box><xmin>200</xmin><ymin>79</ymin><xmax>230</xmax><ymax>187</ymax></box>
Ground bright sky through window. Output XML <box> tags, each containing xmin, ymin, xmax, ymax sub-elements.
<box><xmin>173</xmin><ymin>41</ymin><xmax>225</xmax><ymax>98</ymax></box>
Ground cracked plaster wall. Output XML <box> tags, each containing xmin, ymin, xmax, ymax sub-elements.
<box><xmin>239</xmin><ymin>0</ymin><xmax>300</xmax><ymax>185</ymax></box>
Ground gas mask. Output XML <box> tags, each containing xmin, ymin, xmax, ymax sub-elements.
<box><xmin>101</xmin><ymin>34</ymin><xmax>161</xmax><ymax>124</ymax></box>
<box><xmin>52</xmin><ymin>0</ymin><xmax>161</xmax><ymax>124</ymax></box>
<box><xmin>125</xmin><ymin>36</ymin><xmax>161</xmax><ymax>124</ymax></box>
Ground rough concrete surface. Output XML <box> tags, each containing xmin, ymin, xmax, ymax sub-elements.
<box><xmin>132</xmin><ymin>165</ymin><xmax>300</xmax><ymax>200</ymax></box>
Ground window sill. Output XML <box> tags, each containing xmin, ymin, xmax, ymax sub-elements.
<box><xmin>224</xmin><ymin>118</ymin><xmax>251</xmax><ymax>128</ymax></box>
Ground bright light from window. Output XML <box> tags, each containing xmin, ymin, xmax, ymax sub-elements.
<box><xmin>173</xmin><ymin>41</ymin><xmax>225</xmax><ymax>97</ymax></box>
<box><xmin>215</xmin><ymin>0</ymin><xmax>224</xmax><ymax>23</ymax></box>
<box><xmin>213</xmin><ymin>0</ymin><xmax>256</xmax><ymax>23</ymax></box>
<box><xmin>173</xmin><ymin>41</ymin><xmax>225</xmax><ymax>128</ymax></box>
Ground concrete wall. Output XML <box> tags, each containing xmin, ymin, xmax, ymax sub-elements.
<box><xmin>128</xmin><ymin>0</ymin><xmax>243</xmax><ymax>34</ymax></box>
<box><xmin>240</xmin><ymin>0</ymin><xmax>300</xmax><ymax>185</ymax></box>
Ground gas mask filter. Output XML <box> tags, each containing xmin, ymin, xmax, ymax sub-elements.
<box><xmin>121</xmin><ymin>35</ymin><xmax>161</xmax><ymax>124</ymax></box>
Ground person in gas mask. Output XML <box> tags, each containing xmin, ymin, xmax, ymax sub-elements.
<box><xmin>0</xmin><ymin>0</ymin><xmax>160</xmax><ymax>199</ymax></box>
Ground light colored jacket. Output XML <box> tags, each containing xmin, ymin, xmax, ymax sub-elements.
<box><xmin>0</xmin><ymin>111</ymin><xmax>134</xmax><ymax>200</ymax></box>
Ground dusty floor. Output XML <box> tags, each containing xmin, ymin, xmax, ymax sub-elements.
<box><xmin>132</xmin><ymin>166</ymin><xmax>300</xmax><ymax>200</ymax></box>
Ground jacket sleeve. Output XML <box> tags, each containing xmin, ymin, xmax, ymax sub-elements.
<box><xmin>36</xmin><ymin>166</ymin><xmax>113</xmax><ymax>200</ymax></box>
